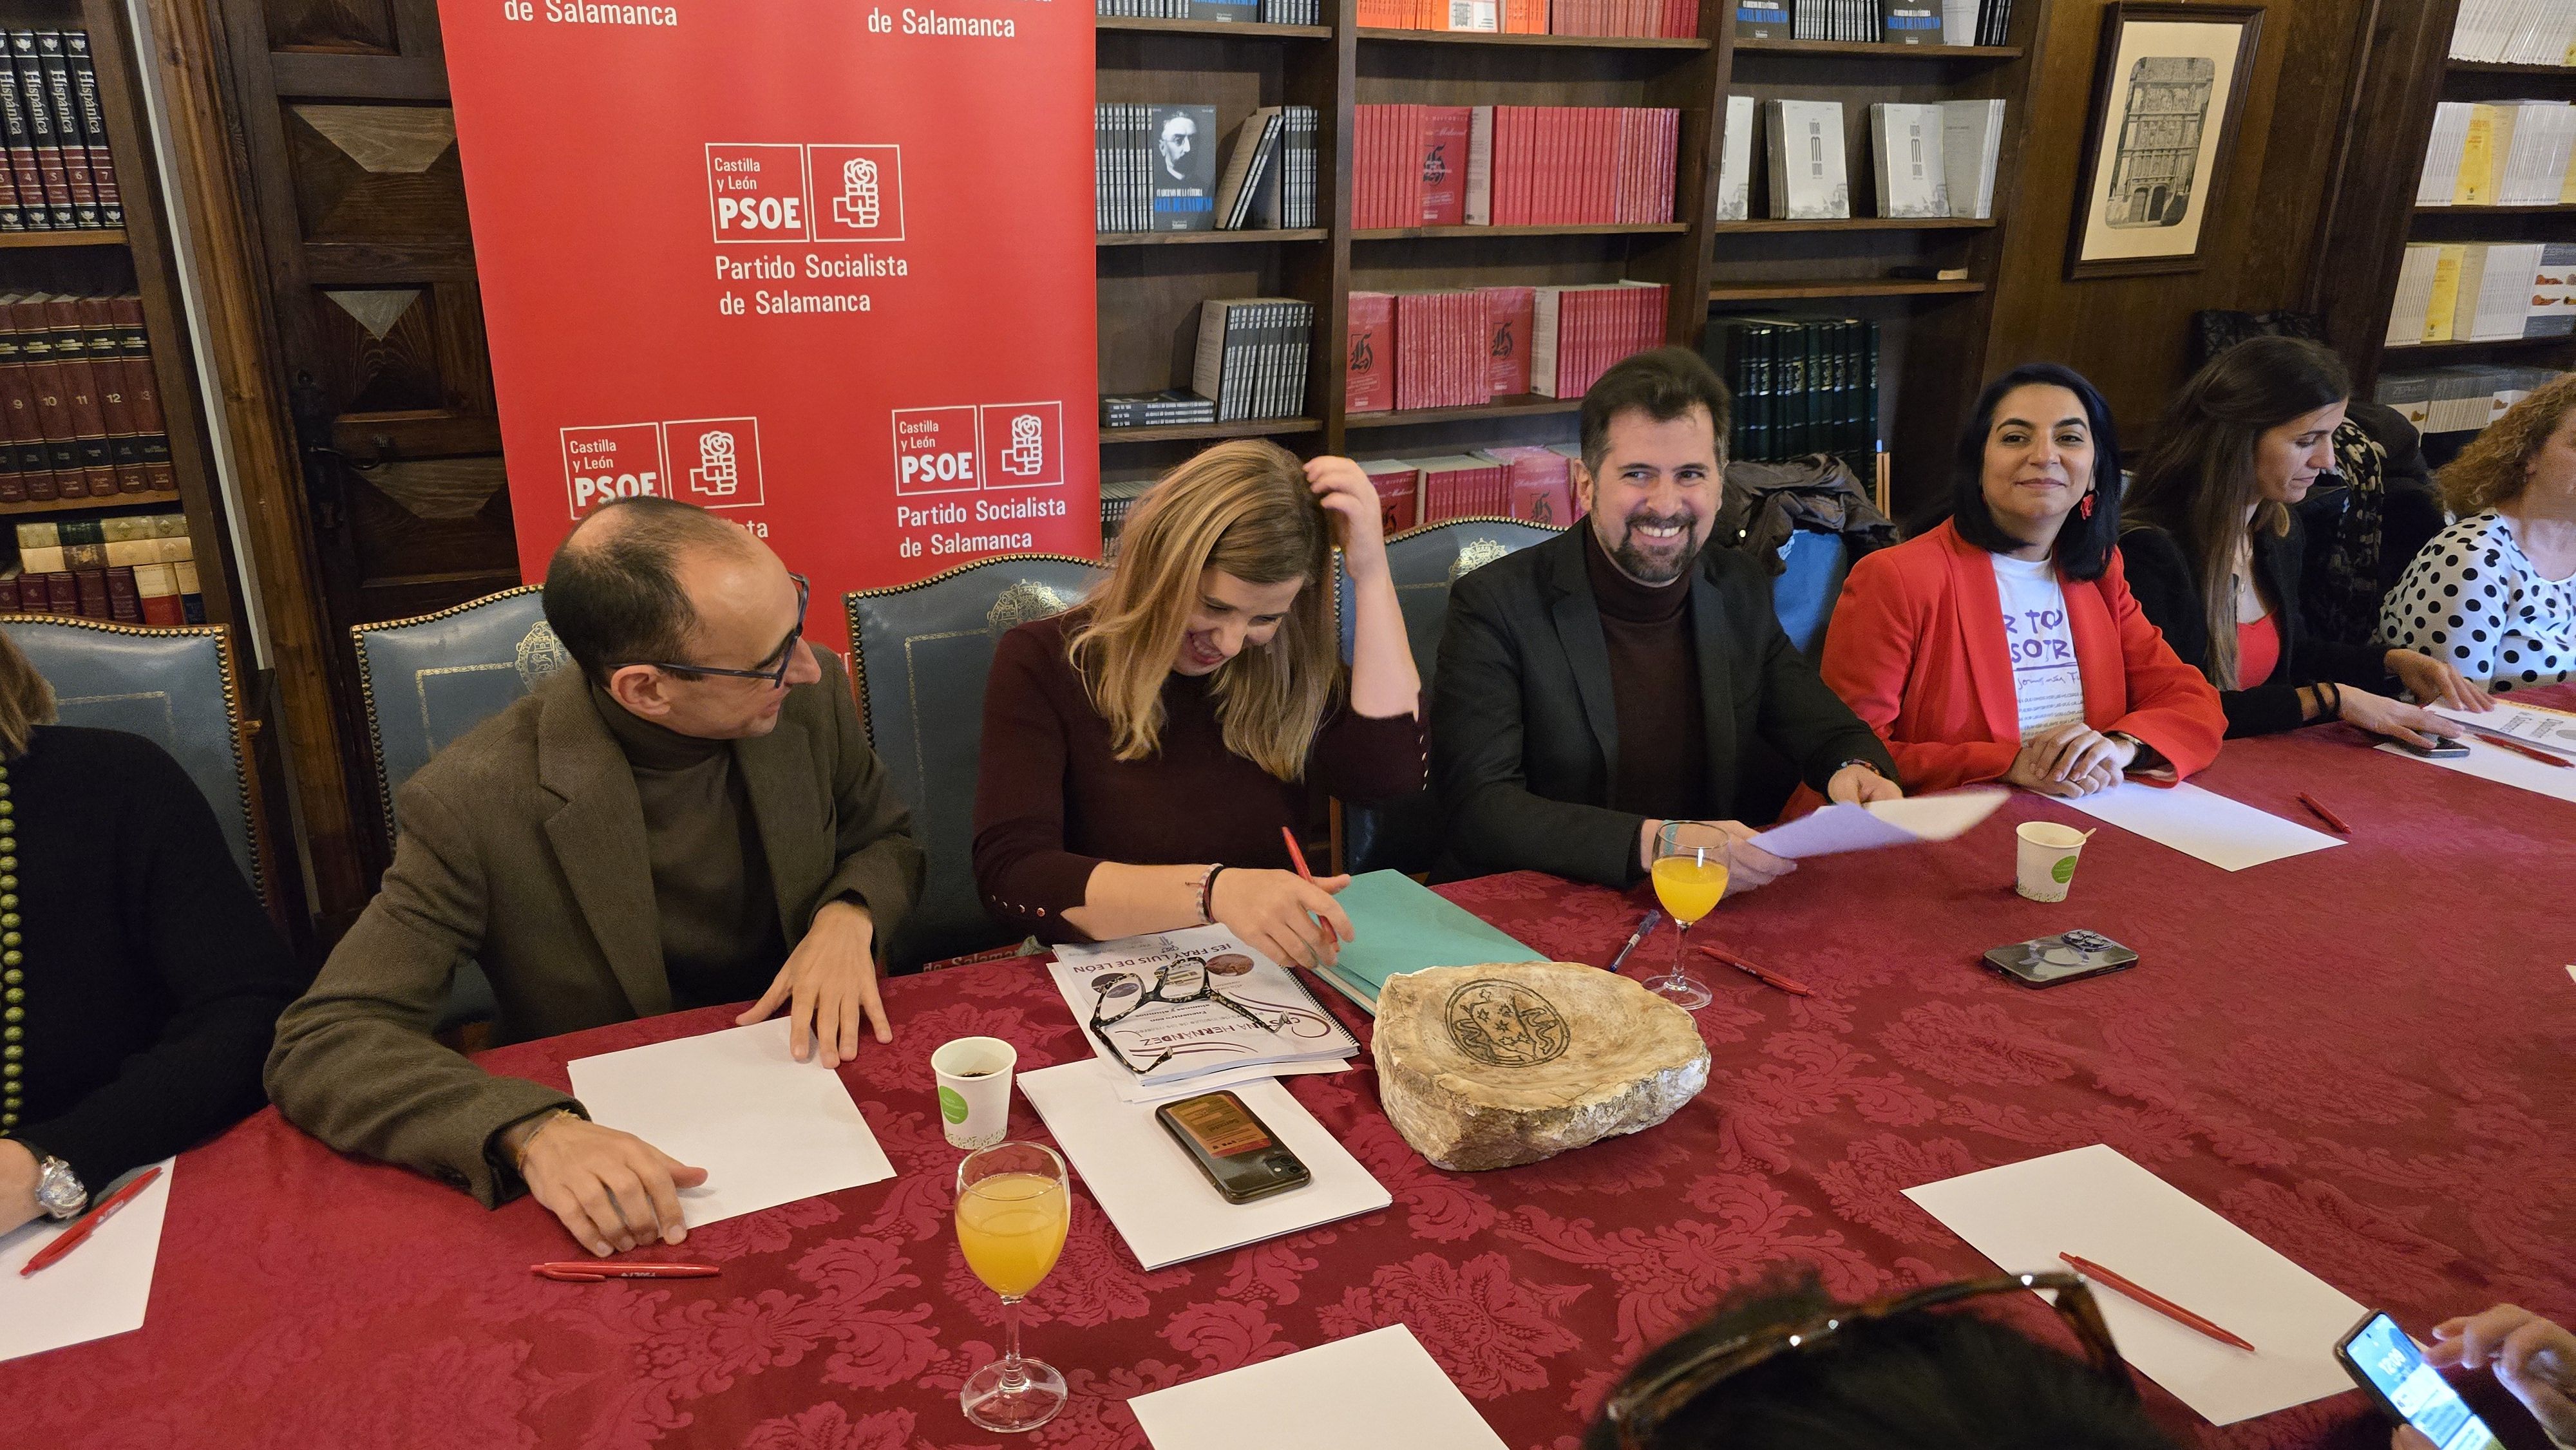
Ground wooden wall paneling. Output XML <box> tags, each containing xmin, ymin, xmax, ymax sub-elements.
<box><xmin>1303</xmin><ymin>0</ymin><xmax>1354</xmax><ymax>456</ymax></box>
<box><xmin>2309</xmin><ymin>0</ymin><xmax>2464</xmax><ymax>389</ymax></box>
<box><xmin>1979</xmin><ymin>0</ymin><xmax>2376</xmax><ymax>457</ymax></box>
<box><xmin>122</xmin><ymin>0</ymin><xmax>375</xmax><ymax>930</ymax></box>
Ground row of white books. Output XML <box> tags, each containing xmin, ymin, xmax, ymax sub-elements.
<box><xmin>2375</xmin><ymin>365</ymin><xmax>2568</xmax><ymax>436</ymax></box>
<box><xmin>2384</xmin><ymin>241</ymin><xmax>2576</xmax><ymax>345</ymax></box>
<box><xmin>1715</xmin><ymin>96</ymin><xmax>2004</xmax><ymax>222</ymax></box>
<box><xmin>2448</xmin><ymin>0</ymin><xmax>2576</xmax><ymax>64</ymax></box>
<box><xmin>2418</xmin><ymin>100</ymin><xmax>2576</xmax><ymax>207</ymax></box>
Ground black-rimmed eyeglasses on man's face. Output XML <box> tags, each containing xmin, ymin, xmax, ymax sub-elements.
<box><xmin>615</xmin><ymin>573</ymin><xmax>810</xmax><ymax>688</ymax></box>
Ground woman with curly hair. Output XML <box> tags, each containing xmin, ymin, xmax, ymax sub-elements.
<box><xmin>2383</xmin><ymin>374</ymin><xmax>2576</xmax><ymax>692</ymax></box>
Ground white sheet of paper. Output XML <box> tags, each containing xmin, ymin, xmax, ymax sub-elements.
<box><xmin>1128</xmin><ymin>1324</ymin><xmax>1507</xmax><ymax>1450</ymax></box>
<box><xmin>2061</xmin><ymin>781</ymin><xmax>2343</xmax><ymax>871</ymax></box>
<box><xmin>1018</xmin><ymin>1059</ymin><xmax>1388</xmax><ymax>1270</ymax></box>
<box><xmin>0</xmin><ymin>1158</ymin><xmax>175</xmax><ymax>1364</ymax></box>
<box><xmin>567</xmin><ymin>1019</ymin><xmax>894</xmax><ymax>1228</ymax></box>
<box><xmin>1110</xmin><ymin>1057</ymin><xmax>1349</xmax><ymax>1106</ymax></box>
<box><xmin>1749</xmin><ymin>787</ymin><xmax>2009</xmax><ymax>859</ymax></box>
<box><xmin>1903</xmin><ymin>1144</ymin><xmax>2364</xmax><ymax>1425</ymax></box>
<box><xmin>2380</xmin><ymin>737</ymin><xmax>2576</xmax><ymax>805</ymax></box>
<box><xmin>2432</xmin><ymin>701</ymin><xmax>2576</xmax><ymax>757</ymax></box>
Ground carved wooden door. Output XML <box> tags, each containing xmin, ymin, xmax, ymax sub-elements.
<box><xmin>220</xmin><ymin>0</ymin><xmax>515</xmax><ymax>861</ymax></box>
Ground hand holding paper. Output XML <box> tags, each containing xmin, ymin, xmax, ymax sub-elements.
<box><xmin>1748</xmin><ymin>787</ymin><xmax>2007</xmax><ymax>860</ymax></box>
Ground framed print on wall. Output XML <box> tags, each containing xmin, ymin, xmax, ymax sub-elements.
<box><xmin>2065</xmin><ymin>3</ymin><xmax>2265</xmax><ymax>279</ymax></box>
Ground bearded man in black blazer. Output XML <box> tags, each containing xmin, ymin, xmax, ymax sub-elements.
<box><xmin>1432</xmin><ymin>347</ymin><xmax>1898</xmax><ymax>891</ymax></box>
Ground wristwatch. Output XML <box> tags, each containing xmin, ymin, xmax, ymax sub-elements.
<box><xmin>32</xmin><ymin>1150</ymin><xmax>85</xmax><ymax>1220</ymax></box>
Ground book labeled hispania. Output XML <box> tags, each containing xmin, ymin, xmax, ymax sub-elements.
<box><xmin>1148</xmin><ymin>104</ymin><xmax>1217</xmax><ymax>232</ymax></box>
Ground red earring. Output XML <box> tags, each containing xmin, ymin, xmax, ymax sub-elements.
<box><xmin>2079</xmin><ymin>491</ymin><xmax>2096</xmax><ymax>520</ymax></box>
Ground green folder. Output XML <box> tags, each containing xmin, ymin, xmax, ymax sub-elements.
<box><xmin>1314</xmin><ymin>870</ymin><xmax>1547</xmax><ymax>1016</ymax></box>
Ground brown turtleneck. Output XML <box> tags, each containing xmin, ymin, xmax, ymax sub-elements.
<box><xmin>1582</xmin><ymin>524</ymin><xmax>1712</xmax><ymax>821</ymax></box>
<box><xmin>590</xmin><ymin>686</ymin><xmax>786</xmax><ymax>1009</ymax></box>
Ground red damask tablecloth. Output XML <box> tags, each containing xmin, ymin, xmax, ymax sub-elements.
<box><xmin>15</xmin><ymin>713</ymin><xmax>2576</xmax><ymax>1450</ymax></box>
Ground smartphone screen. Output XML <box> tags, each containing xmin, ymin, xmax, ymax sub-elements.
<box><xmin>2339</xmin><ymin>1313</ymin><xmax>2503</xmax><ymax>1450</ymax></box>
<box><xmin>1155</xmin><ymin>1091</ymin><xmax>1311</xmax><ymax>1204</ymax></box>
<box><xmin>2398</xmin><ymin>737</ymin><xmax>2472</xmax><ymax>758</ymax></box>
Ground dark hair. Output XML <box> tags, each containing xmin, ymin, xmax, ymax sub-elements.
<box><xmin>1949</xmin><ymin>363</ymin><xmax>2123</xmax><ymax>581</ymax></box>
<box><xmin>1582</xmin><ymin>346</ymin><xmax>1734</xmax><ymax>476</ymax></box>
<box><xmin>1586</xmin><ymin>1274</ymin><xmax>2179</xmax><ymax>1450</ymax></box>
<box><xmin>542</xmin><ymin>496</ymin><xmax>755</xmax><ymax>686</ymax></box>
<box><xmin>2126</xmin><ymin>336</ymin><xmax>2353</xmax><ymax>688</ymax></box>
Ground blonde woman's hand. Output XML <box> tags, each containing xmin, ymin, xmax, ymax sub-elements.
<box><xmin>1211</xmin><ymin>869</ymin><xmax>1354</xmax><ymax>970</ymax></box>
<box><xmin>1306</xmin><ymin>457</ymin><xmax>1390</xmax><ymax>583</ymax></box>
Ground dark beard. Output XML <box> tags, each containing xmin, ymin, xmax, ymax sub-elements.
<box><xmin>1605</xmin><ymin>516</ymin><xmax>1701</xmax><ymax>585</ymax></box>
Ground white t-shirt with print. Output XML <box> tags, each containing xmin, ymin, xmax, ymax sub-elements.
<box><xmin>1993</xmin><ymin>554</ymin><xmax>2087</xmax><ymax>741</ymax></box>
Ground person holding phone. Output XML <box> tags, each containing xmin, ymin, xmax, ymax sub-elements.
<box><xmin>2392</xmin><ymin>1306</ymin><xmax>2576</xmax><ymax>1450</ymax></box>
<box><xmin>972</xmin><ymin>440</ymin><xmax>1423</xmax><ymax>968</ymax></box>
<box><xmin>2121</xmin><ymin>337</ymin><xmax>2485</xmax><ymax>744</ymax></box>
<box><xmin>1819</xmin><ymin>363</ymin><xmax>2225</xmax><ymax>797</ymax></box>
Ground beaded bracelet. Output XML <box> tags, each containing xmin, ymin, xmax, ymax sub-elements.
<box><xmin>1196</xmin><ymin>864</ymin><xmax>1226</xmax><ymax>925</ymax></box>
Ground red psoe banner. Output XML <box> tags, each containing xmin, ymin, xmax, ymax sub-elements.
<box><xmin>437</xmin><ymin>0</ymin><xmax>1100</xmax><ymax>650</ymax></box>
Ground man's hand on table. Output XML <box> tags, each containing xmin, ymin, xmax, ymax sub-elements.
<box><xmin>504</xmin><ymin>1111</ymin><xmax>706</xmax><ymax>1257</ymax></box>
<box><xmin>0</xmin><ymin>1137</ymin><xmax>41</xmax><ymax>1236</ymax></box>
<box><xmin>737</xmin><ymin>898</ymin><xmax>890</xmax><ymax>1066</ymax></box>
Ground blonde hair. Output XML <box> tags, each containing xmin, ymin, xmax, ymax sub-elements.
<box><xmin>0</xmin><ymin>629</ymin><xmax>58</xmax><ymax>758</ymax></box>
<box><xmin>2438</xmin><ymin>371</ymin><xmax>2576</xmax><ymax>516</ymax></box>
<box><xmin>1069</xmin><ymin>440</ymin><xmax>1336</xmax><ymax>780</ymax></box>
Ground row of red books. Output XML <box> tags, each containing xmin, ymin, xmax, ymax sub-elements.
<box><xmin>3</xmin><ymin>561</ymin><xmax>201</xmax><ymax>626</ymax></box>
<box><xmin>1347</xmin><ymin>281</ymin><xmax>1669</xmax><ymax>413</ymax></box>
<box><xmin>0</xmin><ymin>292</ymin><xmax>174</xmax><ymax>502</ymax></box>
<box><xmin>1352</xmin><ymin>0</ymin><xmax>1694</xmax><ymax>38</ymax></box>
<box><xmin>1358</xmin><ymin>446</ymin><xmax>1584</xmax><ymax>534</ymax></box>
<box><xmin>1350</xmin><ymin>105</ymin><xmax>1678</xmax><ymax>230</ymax></box>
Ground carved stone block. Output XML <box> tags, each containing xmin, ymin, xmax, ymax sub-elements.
<box><xmin>1372</xmin><ymin>961</ymin><xmax>1711</xmax><ymax>1172</ymax></box>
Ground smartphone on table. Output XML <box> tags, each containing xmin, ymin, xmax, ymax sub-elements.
<box><xmin>1982</xmin><ymin>930</ymin><xmax>2139</xmax><ymax>988</ymax></box>
<box><xmin>1154</xmin><ymin>1090</ymin><xmax>1311</xmax><ymax>1204</ymax></box>
<box><xmin>2394</xmin><ymin>737</ymin><xmax>2472</xmax><ymax>759</ymax></box>
<box><xmin>2335</xmin><ymin>1311</ymin><xmax>2505</xmax><ymax>1450</ymax></box>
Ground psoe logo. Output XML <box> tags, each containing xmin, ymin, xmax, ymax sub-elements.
<box><xmin>561</xmin><ymin>422</ymin><xmax>668</xmax><ymax>520</ymax></box>
<box><xmin>978</xmin><ymin>402</ymin><xmax>1063</xmax><ymax>491</ymax></box>
<box><xmin>891</xmin><ymin>405</ymin><xmax>981</xmax><ymax>496</ymax></box>
<box><xmin>664</xmin><ymin>417</ymin><xmax>766</xmax><ymax>510</ymax></box>
<box><xmin>706</xmin><ymin>144</ymin><xmax>810</xmax><ymax>244</ymax></box>
<box><xmin>808</xmin><ymin>145</ymin><xmax>905</xmax><ymax>243</ymax></box>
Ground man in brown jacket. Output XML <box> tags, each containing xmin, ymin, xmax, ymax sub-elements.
<box><xmin>267</xmin><ymin>498</ymin><xmax>923</xmax><ymax>1257</ymax></box>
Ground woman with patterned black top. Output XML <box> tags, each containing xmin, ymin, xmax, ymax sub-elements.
<box><xmin>2384</xmin><ymin>373</ymin><xmax>2576</xmax><ymax>694</ymax></box>
<box><xmin>0</xmin><ymin>630</ymin><xmax>302</xmax><ymax>1235</ymax></box>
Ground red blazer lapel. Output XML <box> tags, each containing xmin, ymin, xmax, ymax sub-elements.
<box><xmin>2063</xmin><ymin>572</ymin><xmax>2130</xmax><ymax>726</ymax></box>
<box><xmin>1940</xmin><ymin>523</ymin><xmax>2022</xmax><ymax>746</ymax></box>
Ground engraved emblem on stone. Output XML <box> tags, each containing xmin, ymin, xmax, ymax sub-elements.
<box><xmin>1443</xmin><ymin>979</ymin><xmax>1570</xmax><ymax>1068</ymax></box>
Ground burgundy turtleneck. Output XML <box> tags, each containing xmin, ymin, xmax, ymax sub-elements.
<box><xmin>1582</xmin><ymin>523</ymin><xmax>1711</xmax><ymax>821</ymax></box>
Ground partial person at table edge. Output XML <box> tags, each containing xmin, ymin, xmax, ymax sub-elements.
<box><xmin>1432</xmin><ymin>346</ymin><xmax>1898</xmax><ymax>894</ymax></box>
<box><xmin>1820</xmin><ymin>362</ymin><xmax>2224</xmax><ymax>797</ymax></box>
<box><xmin>266</xmin><ymin>498</ymin><xmax>923</xmax><ymax>1256</ymax></box>
<box><xmin>1586</xmin><ymin>1269</ymin><xmax>2180</xmax><ymax>1450</ymax></box>
<box><xmin>0</xmin><ymin>631</ymin><xmax>305</xmax><ymax>1238</ymax></box>
<box><xmin>2121</xmin><ymin>336</ymin><xmax>2486</xmax><ymax>743</ymax></box>
<box><xmin>971</xmin><ymin>439</ymin><xmax>1423</xmax><ymax>968</ymax></box>
<box><xmin>2382</xmin><ymin>372</ymin><xmax>2576</xmax><ymax>695</ymax></box>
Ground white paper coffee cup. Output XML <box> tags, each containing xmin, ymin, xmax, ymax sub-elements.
<box><xmin>2015</xmin><ymin>822</ymin><xmax>2089</xmax><ymax>902</ymax></box>
<box><xmin>931</xmin><ymin>1036</ymin><xmax>1017</xmax><ymax>1151</ymax></box>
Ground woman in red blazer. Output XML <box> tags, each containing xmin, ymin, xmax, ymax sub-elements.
<box><xmin>1823</xmin><ymin>364</ymin><xmax>2224</xmax><ymax>796</ymax></box>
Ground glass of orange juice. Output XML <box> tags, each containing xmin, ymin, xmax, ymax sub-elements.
<box><xmin>1647</xmin><ymin>822</ymin><xmax>1727</xmax><ymax>1009</ymax></box>
<box><xmin>955</xmin><ymin>1141</ymin><xmax>1072</xmax><ymax>1431</ymax></box>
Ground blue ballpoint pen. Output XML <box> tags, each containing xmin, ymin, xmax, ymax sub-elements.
<box><xmin>1607</xmin><ymin>909</ymin><xmax>1661</xmax><ymax>972</ymax></box>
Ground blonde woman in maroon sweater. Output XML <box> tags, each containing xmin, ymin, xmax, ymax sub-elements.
<box><xmin>972</xmin><ymin>440</ymin><xmax>1423</xmax><ymax>968</ymax></box>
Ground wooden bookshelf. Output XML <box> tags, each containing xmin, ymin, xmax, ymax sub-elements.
<box><xmin>0</xmin><ymin>488</ymin><xmax>182</xmax><ymax>516</ymax></box>
<box><xmin>1091</xmin><ymin>0</ymin><xmax>2054</xmax><ymax>514</ymax></box>
<box><xmin>2318</xmin><ymin>0</ymin><xmax>2576</xmax><ymax>401</ymax></box>
<box><xmin>0</xmin><ymin>228</ymin><xmax>129</xmax><ymax>247</ymax></box>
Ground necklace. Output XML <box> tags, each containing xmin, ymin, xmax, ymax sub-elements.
<box><xmin>1</xmin><ymin>761</ymin><xmax>21</xmax><ymax>1131</ymax></box>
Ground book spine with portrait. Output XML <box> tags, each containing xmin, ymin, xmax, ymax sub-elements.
<box><xmin>1346</xmin><ymin>290</ymin><xmax>1393</xmax><ymax>414</ymax></box>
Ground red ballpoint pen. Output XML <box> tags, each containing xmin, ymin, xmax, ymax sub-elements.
<box><xmin>2451</xmin><ymin>722</ymin><xmax>2576</xmax><ymax>767</ymax></box>
<box><xmin>532</xmin><ymin>1261</ymin><xmax>722</xmax><ymax>1282</ymax></box>
<box><xmin>2059</xmin><ymin>1252</ymin><xmax>2256</xmax><ymax>1352</ymax></box>
<box><xmin>2295</xmin><ymin>792</ymin><xmax>2350</xmax><ymax>835</ymax></box>
<box><xmin>1695</xmin><ymin>943</ymin><xmax>1814</xmax><ymax>997</ymax></box>
<box><xmin>19</xmin><ymin>1164</ymin><xmax>162</xmax><ymax>1276</ymax></box>
<box><xmin>1281</xmin><ymin>825</ymin><xmax>1315</xmax><ymax>881</ymax></box>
